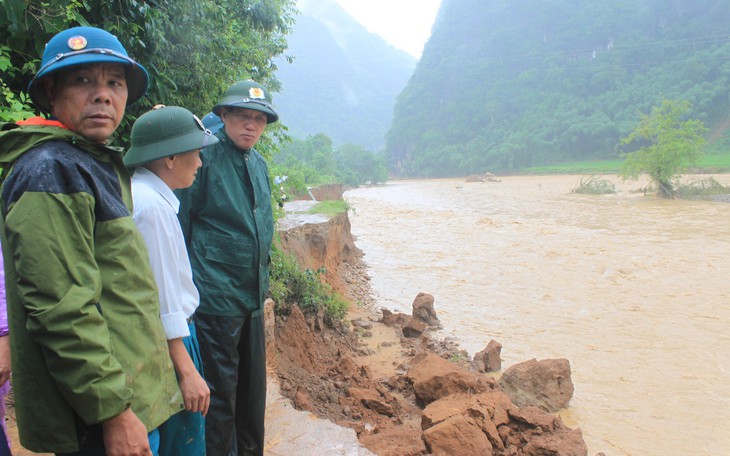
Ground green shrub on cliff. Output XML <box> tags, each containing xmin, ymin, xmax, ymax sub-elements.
<box><xmin>269</xmin><ymin>245</ymin><xmax>348</xmax><ymax>323</ymax></box>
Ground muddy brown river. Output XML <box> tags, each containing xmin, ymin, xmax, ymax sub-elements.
<box><xmin>345</xmin><ymin>174</ymin><xmax>730</xmax><ymax>456</ymax></box>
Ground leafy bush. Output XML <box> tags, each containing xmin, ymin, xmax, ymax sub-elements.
<box><xmin>571</xmin><ymin>175</ymin><xmax>616</xmax><ymax>194</ymax></box>
<box><xmin>273</xmin><ymin>133</ymin><xmax>388</xmax><ymax>189</ymax></box>
<box><xmin>268</xmin><ymin>245</ymin><xmax>348</xmax><ymax>323</ymax></box>
<box><xmin>675</xmin><ymin>177</ymin><xmax>730</xmax><ymax>199</ymax></box>
<box><xmin>0</xmin><ymin>46</ymin><xmax>33</xmax><ymax>122</ymax></box>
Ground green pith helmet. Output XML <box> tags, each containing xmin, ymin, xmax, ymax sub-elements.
<box><xmin>124</xmin><ymin>106</ymin><xmax>219</xmax><ymax>167</ymax></box>
<box><xmin>212</xmin><ymin>80</ymin><xmax>279</xmax><ymax>124</ymax></box>
<box><xmin>28</xmin><ymin>26</ymin><xmax>149</xmax><ymax>113</ymax></box>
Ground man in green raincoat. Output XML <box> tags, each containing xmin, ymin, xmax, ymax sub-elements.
<box><xmin>0</xmin><ymin>27</ymin><xmax>182</xmax><ymax>455</ymax></box>
<box><xmin>177</xmin><ymin>80</ymin><xmax>277</xmax><ymax>456</ymax></box>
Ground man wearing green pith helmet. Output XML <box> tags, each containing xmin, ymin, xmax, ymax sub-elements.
<box><xmin>177</xmin><ymin>80</ymin><xmax>278</xmax><ymax>456</ymax></box>
<box><xmin>0</xmin><ymin>27</ymin><xmax>182</xmax><ymax>455</ymax></box>
<box><xmin>125</xmin><ymin>105</ymin><xmax>219</xmax><ymax>456</ymax></box>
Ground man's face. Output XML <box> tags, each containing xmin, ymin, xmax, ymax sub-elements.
<box><xmin>43</xmin><ymin>63</ymin><xmax>128</xmax><ymax>144</ymax></box>
<box><xmin>170</xmin><ymin>149</ymin><xmax>202</xmax><ymax>190</ymax></box>
<box><xmin>220</xmin><ymin>107</ymin><xmax>267</xmax><ymax>150</ymax></box>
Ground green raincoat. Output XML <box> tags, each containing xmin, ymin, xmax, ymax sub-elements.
<box><xmin>0</xmin><ymin>121</ymin><xmax>182</xmax><ymax>453</ymax></box>
<box><xmin>177</xmin><ymin>129</ymin><xmax>274</xmax><ymax>317</ymax></box>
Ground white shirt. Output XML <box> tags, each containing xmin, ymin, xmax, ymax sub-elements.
<box><xmin>131</xmin><ymin>167</ymin><xmax>199</xmax><ymax>340</ymax></box>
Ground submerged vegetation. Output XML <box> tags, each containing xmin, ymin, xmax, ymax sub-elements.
<box><xmin>675</xmin><ymin>177</ymin><xmax>730</xmax><ymax>200</ymax></box>
<box><xmin>571</xmin><ymin>176</ymin><xmax>616</xmax><ymax>195</ymax></box>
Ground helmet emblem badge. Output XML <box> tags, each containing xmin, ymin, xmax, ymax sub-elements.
<box><xmin>67</xmin><ymin>36</ymin><xmax>88</xmax><ymax>51</ymax></box>
<box><xmin>249</xmin><ymin>87</ymin><xmax>265</xmax><ymax>99</ymax></box>
<box><xmin>193</xmin><ymin>114</ymin><xmax>206</xmax><ymax>131</ymax></box>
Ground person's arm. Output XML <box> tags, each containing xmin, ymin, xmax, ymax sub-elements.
<box><xmin>167</xmin><ymin>338</ymin><xmax>210</xmax><ymax>415</ymax></box>
<box><xmin>102</xmin><ymin>408</ymin><xmax>153</xmax><ymax>456</ymax></box>
<box><xmin>0</xmin><ymin>336</ymin><xmax>10</xmax><ymax>386</ymax></box>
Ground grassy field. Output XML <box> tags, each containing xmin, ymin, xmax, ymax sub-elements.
<box><xmin>308</xmin><ymin>199</ymin><xmax>351</xmax><ymax>215</ymax></box>
<box><xmin>522</xmin><ymin>153</ymin><xmax>730</xmax><ymax>175</ymax></box>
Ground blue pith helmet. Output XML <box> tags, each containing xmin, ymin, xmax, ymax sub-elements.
<box><xmin>201</xmin><ymin>112</ymin><xmax>224</xmax><ymax>134</ymax></box>
<box><xmin>28</xmin><ymin>26</ymin><xmax>149</xmax><ymax>112</ymax></box>
<box><xmin>212</xmin><ymin>80</ymin><xmax>278</xmax><ymax>124</ymax></box>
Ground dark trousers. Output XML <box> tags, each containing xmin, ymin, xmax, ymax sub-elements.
<box><xmin>196</xmin><ymin>312</ymin><xmax>266</xmax><ymax>456</ymax></box>
<box><xmin>0</xmin><ymin>424</ymin><xmax>10</xmax><ymax>456</ymax></box>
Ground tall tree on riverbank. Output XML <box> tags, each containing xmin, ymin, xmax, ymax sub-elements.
<box><xmin>620</xmin><ymin>100</ymin><xmax>708</xmax><ymax>198</ymax></box>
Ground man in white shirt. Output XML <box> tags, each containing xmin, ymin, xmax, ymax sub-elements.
<box><xmin>124</xmin><ymin>105</ymin><xmax>218</xmax><ymax>456</ymax></box>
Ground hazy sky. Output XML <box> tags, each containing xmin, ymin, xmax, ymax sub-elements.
<box><xmin>332</xmin><ymin>0</ymin><xmax>442</xmax><ymax>57</ymax></box>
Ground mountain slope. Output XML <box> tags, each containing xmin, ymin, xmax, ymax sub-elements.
<box><xmin>275</xmin><ymin>0</ymin><xmax>417</xmax><ymax>151</ymax></box>
<box><xmin>385</xmin><ymin>0</ymin><xmax>730</xmax><ymax>177</ymax></box>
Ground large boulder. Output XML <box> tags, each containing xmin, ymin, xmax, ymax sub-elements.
<box><xmin>422</xmin><ymin>392</ymin><xmax>511</xmax><ymax>451</ymax></box>
<box><xmin>358</xmin><ymin>426</ymin><xmax>428</xmax><ymax>456</ymax></box>
<box><xmin>474</xmin><ymin>339</ymin><xmax>502</xmax><ymax>373</ymax></box>
<box><xmin>407</xmin><ymin>353</ymin><xmax>495</xmax><ymax>405</ymax></box>
<box><xmin>347</xmin><ymin>387</ymin><xmax>395</xmax><ymax>417</ymax></box>
<box><xmin>510</xmin><ymin>407</ymin><xmax>588</xmax><ymax>456</ymax></box>
<box><xmin>380</xmin><ymin>308</ymin><xmax>410</xmax><ymax>326</ymax></box>
<box><xmin>402</xmin><ymin>316</ymin><xmax>427</xmax><ymax>338</ymax></box>
<box><xmin>422</xmin><ymin>394</ymin><xmax>587</xmax><ymax>456</ymax></box>
<box><xmin>411</xmin><ymin>292</ymin><xmax>442</xmax><ymax>328</ymax></box>
<box><xmin>423</xmin><ymin>414</ymin><xmax>494</xmax><ymax>456</ymax></box>
<box><xmin>499</xmin><ymin>358</ymin><xmax>574</xmax><ymax>412</ymax></box>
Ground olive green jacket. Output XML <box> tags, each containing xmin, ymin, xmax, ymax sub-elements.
<box><xmin>0</xmin><ymin>122</ymin><xmax>182</xmax><ymax>453</ymax></box>
<box><xmin>177</xmin><ymin>130</ymin><xmax>274</xmax><ymax>317</ymax></box>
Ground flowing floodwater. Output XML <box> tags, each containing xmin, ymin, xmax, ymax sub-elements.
<box><xmin>345</xmin><ymin>175</ymin><xmax>730</xmax><ymax>456</ymax></box>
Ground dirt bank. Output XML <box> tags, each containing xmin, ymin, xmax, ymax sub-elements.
<box><xmin>273</xmin><ymin>205</ymin><xmax>593</xmax><ymax>456</ymax></box>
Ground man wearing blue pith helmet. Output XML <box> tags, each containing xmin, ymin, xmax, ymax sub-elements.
<box><xmin>0</xmin><ymin>27</ymin><xmax>182</xmax><ymax>456</ymax></box>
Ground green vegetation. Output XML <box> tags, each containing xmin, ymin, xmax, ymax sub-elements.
<box><xmin>689</xmin><ymin>152</ymin><xmax>730</xmax><ymax>173</ymax></box>
<box><xmin>268</xmin><ymin>246</ymin><xmax>348</xmax><ymax>323</ymax></box>
<box><xmin>0</xmin><ymin>45</ymin><xmax>33</xmax><ymax>122</ymax></box>
<box><xmin>309</xmin><ymin>200</ymin><xmax>351</xmax><ymax>216</ymax></box>
<box><xmin>1</xmin><ymin>1</ymin><xmax>353</xmax><ymax>323</ymax></box>
<box><xmin>0</xmin><ymin>0</ymin><xmax>295</xmax><ymax>150</ymax></box>
<box><xmin>620</xmin><ymin>100</ymin><xmax>708</xmax><ymax>198</ymax></box>
<box><xmin>386</xmin><ymin>0</ymin><xmax>730</xmax><ymax>178</ymax></box>
<box><xmin>571</xmin><ymin>176</ymin><xmax>616</xmax><ymax>195</ymax></box>
<box><xmin>675</xmin><ymin>177</ymin><xmax>730</xmax><ymax>199</ymax></box>
<box><xmin>523</xmin><ymin>152</ymin><xmax>730</xmax><ymax>175</ymax></box>
<box><xmin>524</xmin><ymin>160</ymin><xmax>624</xmax><ymax>175</ymax></box>
<box><xmin>272</xmin><ymin>133</ymin><xmax>387</xmax><ymax>198</ymax></box>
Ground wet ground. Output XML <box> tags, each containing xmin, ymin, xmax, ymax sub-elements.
<box><xmin>264</xmin><ymin>378</ymin><xmax>375</xmax><ymax>456</ymax></box>
<box><xmin>277</xmin><ymin>200</ymin><xmax>329</xmax><ymax>231</ymax></box>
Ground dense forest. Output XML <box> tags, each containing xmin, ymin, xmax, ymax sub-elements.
<box><xmin>275</xmin><ymin>0</ymin><xmax>415</xmax><ymax>151</ymax></box>
<box><xmin>385</xmin><ymin>0</ymin><xmax>730</xmax><ymax>177</ymax></box>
